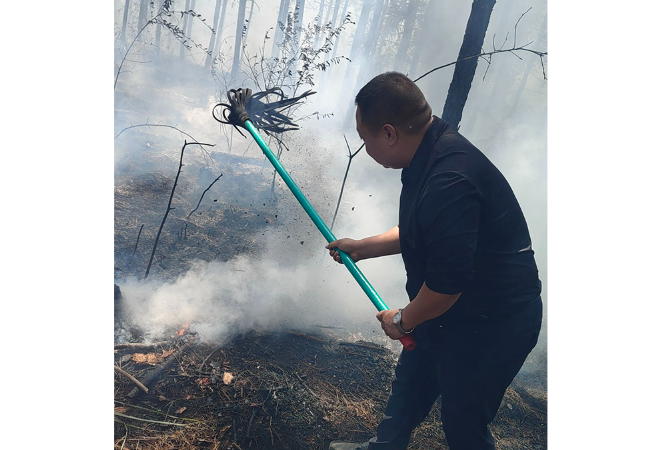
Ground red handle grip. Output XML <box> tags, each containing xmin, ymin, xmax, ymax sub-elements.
<box><xmin>398</xmin><ymin>334</ymin><xmax>416</xmax><ymax>351</ymax></box>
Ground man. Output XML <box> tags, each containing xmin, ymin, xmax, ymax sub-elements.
<box><xmin>326</xmin><ymin>72</ymin><xmax>542</xmax><ymax>450</ymax></box>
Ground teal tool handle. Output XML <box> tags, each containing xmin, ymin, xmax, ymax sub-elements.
<box><xmin>244</xmin><ymin>120</ymin><xmax>415</xmax><ymax>351</ymax></box>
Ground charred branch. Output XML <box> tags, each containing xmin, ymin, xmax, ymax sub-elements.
<box><xmin>145</xmin><ymin>140</ymin><xmax>214</xmax><ymax>279</ymax></box>
<box><xmin>115</xmin><ymin>364</ymin><xmax>149</xmax><ymax>394</ymax></box>
<box><xmin>330</xmin><ymin>137</ymin><xmax>364</xmax><ymax>231</ymax></box>
<box><xmin>188</xmin><ymin>173</ymin><xmax>223</xmax><ymax>219</ymax></box>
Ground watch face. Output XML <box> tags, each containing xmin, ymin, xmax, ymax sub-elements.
<box><xmin>393</xmin><ymin>310</ymin><xmax>401</xmax><ymax>324</ymax></box>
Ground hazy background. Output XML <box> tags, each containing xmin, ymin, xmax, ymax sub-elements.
<box><xmin>112</xmin><ymin>0</ymin><xmax>548</xmax><ymax>360</ymax></box>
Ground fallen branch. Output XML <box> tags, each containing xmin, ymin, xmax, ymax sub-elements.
<box><xmin>198</xmin><ymin>345</ymin><xmax>223</xmax><ymax>373</ymax></box>
<box><xmin>283</xmin><ymin>330</ymin><xmax>325</xmax><ymax>343</ymax></box>
<box><xmin>128</xmin><ymin>338</ymin><xmax>198</xmax><ymax>398</ymax></box>
<box><xmin>114</xmin><ymin>342</ymin><xmax>169</xmax><ymax>351</ymax></box>
<box><xmin>114</xmin><ymin>412</ymin><xmax>187</xmax><ymax>427</ymax></box>
<box><xmin>115</xmin><ymin>365</ymin><xmax>149</xmax><ymax>394</ymax></box>
<box><xmin>338</xmin><ymin>341</ymin><xmax>386</xmax><ymax>352</ymax></box>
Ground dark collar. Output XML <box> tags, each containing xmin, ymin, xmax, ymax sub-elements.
<box><xmin>401</xmin><ymin>116</ymin><xmax>447</xmax><ymax>185</ymax></box>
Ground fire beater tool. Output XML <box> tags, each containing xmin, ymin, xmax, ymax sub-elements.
<box><xmin>213</xmin><ymin>88</ymin><xmax>416</xmax><ymax>351</ymax></box>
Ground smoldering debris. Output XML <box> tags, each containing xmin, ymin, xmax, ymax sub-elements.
<box><xmin>114</xmin><ymin>330</ymin><xmax>547</xmax><ymax>450</ymax></box>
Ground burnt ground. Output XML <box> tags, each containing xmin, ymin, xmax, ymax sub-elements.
<box><xmin>114</xmin><ymin>58</ymin><xmax>546</xmax><ymax>450</ymax></box>
<box><xmin>113</xmin><ymin>330</ymin><xmax>546</xmax><ymax>450</ymax></box>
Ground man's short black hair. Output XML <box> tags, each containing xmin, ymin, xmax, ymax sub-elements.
<box><xmin>355</xmin><ymin>72</ymin><xmax>432</xmax><ymax>135</ymax></box>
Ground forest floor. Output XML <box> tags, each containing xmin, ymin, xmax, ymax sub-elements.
<box><xmin>114</xmin><ymin>55</ymin><xmax>547</xmax><ymax>450</ymax></box>
<box><xmin>113</xmin><ymin>328</ymin><xmax>547</xmax><ymax>450</ymax></box>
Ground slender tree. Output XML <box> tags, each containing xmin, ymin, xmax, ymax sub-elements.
<box><xmin>441</xmin><ymin>0</ymin><xmax>496</xmax><ymax>129</ymax></box>
<box><xmin>231</xmin><ymin>0</ymin><xmax>249</xmax><ymax>80</ymax></box>
<box><xmin>180</xmin><ymin>0</ymin><xmax>192</xmax><ymax>58</ymax></box>
<box><xmin>314</xmin><ymin>0</ymin><xmax>327</xmax><ymax>50</ymax></box>
<box><xmin>342</xmin><ymin>0</ymin><xmax>374</xmax><ymax>88</ymax></box>
<box><xmin>120</xmin><ymin>0</ymin><xmax>131</xmax><ymax>44</ymax></box>
<box><xmin>137</xmin><ymin>0</ymin><xmax>149</xmax><ymax>31</ymax></box>
<box><xmin>410</xmin><ymin>0</ymin><xmax>436</xmax><ymax>77</ymax></box>
<box><xmin>272</xmin><ymin>0</ymin><xmax>292</xmax><ymax>58</ymax></box>
<box><xmin>394</xmin><ymin>0</ymin><xmax>421</xmax><ymax>73</ymax></box>
<box><xmin>205</xmin><ymin>0</ymin><xmax>224</xmax><ymax>68</ymax></box>
<box><xmin>244</xmin><ymin>0</ymin><xmax>257</xmax><ymax>46</ymax></box>
<box><xmin>212</xmin><ymin>0</ymin><xmax>230</xmax><ymax>62</ymax></box>
<box><xmin>293</xmin><ymin>0</ymin><xmax>307</xmax><ymax>56</ymax></box>
<box><xmin>318</xmin><ymin>0</ymin><xmax>349</xmax><ymax>88</ymax></box>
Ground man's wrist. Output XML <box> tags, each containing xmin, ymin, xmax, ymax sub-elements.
<box><xmin>400</xmin><ymin>307</ymin><xmax>414</xmax><ymax>333</ymax></box>
<box><xmin>393</xmin><ymin>308</ymin><xmax>415</xmax><ymax>334</ymax></box>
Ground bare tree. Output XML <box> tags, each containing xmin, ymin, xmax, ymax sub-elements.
<box><xmin>212</xmin><ymin>0</ymin><xmax>230</xmax><ymax>62</ymax></box>
<box><xmin>179</xmin><ymin>0</ymin><xmax>192</xmax><ymax>58</ymax></box>
<box><xmin>393</xmin><ymin>0</ymin><xmax>421</xmax><ymax>73</ymax></box>
<box><xmin>205</xmin><ymin>0</ymin><xmax>224</xmax><ymax>68</ymax></box>
<box><xmin>231</xmin><ymin>0</ymin><xmax>249</xmax><ymax>80</ymax></box>
<box><xmin>342</xmin><ymin>0</ymin><xmax>374</xmax><ymax>89</ymax></box>
<box><xmin>145</xmin><ymin>140</ymin><xmax>214</xmax><ymax>279</ymax></box>
<box><xmin>272</xmin><ymin>0</ymin><xmax>292</xmax><ymax>58</ymax></box>
<box><xmin>441</xmin><ymin>0</ymin><xmax>496</xmax><ymax>129</ymax></box>
<box><xmin>120</xmin><ymin>0</ymin><xmax>131</xmax><ymax>44</ymax></box>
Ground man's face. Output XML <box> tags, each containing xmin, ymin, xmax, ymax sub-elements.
<box><xmin>356</xmin><ymin>107</ymin><xmax>395</xmax><ymax>169</ymax></box>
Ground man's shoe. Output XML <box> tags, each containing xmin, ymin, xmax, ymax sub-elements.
<box><xmin>328</xmin><ymin>442</ymin><xmax>370</xmax><ymax>450</ymax></box>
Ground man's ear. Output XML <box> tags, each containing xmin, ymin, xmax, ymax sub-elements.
<box><xmin>383</xmin><ymin>124</ymin><xmax>397</xmax><ymax>145</ymax></box>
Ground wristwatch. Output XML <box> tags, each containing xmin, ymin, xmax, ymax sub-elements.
<box><xmin>393</xmin><ymin>308</ymin><xmax>414</xmax><ymax>334</ymax></box>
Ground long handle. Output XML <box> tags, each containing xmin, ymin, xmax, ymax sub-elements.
<box><xmin>244</xmin><ymin>120</ymin><xmax>415</xmax><ymax>351</ymax></box>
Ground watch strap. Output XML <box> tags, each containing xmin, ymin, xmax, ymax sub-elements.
<box><xmin>394</xmin><ymin>309</ymin><xmax>414</xmax><ymax>334</ymax></box>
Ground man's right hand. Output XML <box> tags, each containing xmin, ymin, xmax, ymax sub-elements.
<box><xmin>326</xmin><ymin>238</ymin><xmax>364</xmax><ymax>264</ymax></box>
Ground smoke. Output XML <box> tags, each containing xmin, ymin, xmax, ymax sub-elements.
<box><xmin>114</xmin><ymin>0</ymin><xmax>548</xmax><ymax>365</ymax></box>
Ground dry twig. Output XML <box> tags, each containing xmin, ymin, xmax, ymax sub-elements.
<box><xmin>115</xmin><ymin>364</ymin><xmax>149</xmax><ymax>394</ymax></box>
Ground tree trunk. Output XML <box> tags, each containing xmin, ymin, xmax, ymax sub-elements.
<box><xmin>271</xmin><ymin>0</ymin><xmax>291</xmax><ymax>58</ymax></box>
<box><xmin>231</xmin><ymin>0</ymin><xmax>248</xmax><ymax>80</ymax></box>
<box><xmin>364</xmin><ymin>0</ymin><xmax>386</xmax><ymax>59</ymax></box>
<box><xmin>244</xmin><ymin>0</ymin><xmax>256</xmax><ymax>47</ymax></box>
<box><xmin>293</xmin><ymin>0</ymin><xmax>306</xmax><ymax>55</ymax></box>
<box><xmin>441</xmin><ymin>0</ymin><xmax>496</xmax><ymax>130</ymax></box>
<box><xmin>410</xmin><ymin>0</ymin><xmax>436</xmax><ymax>78</ymax></box>
<box><xmin>137</xmin><ymin>0</ymin><xmax>149</xmax><ymax>32</ymax></box>
<box><xmin>187</xmin><ymin>0</ymin><xmax>197</xmax><ymax>40</ymax></box>
<box><xmin>342</xmin><ymin>0</ymin><xmax>374</xmax><ymax>89</ymax></box>
<box><xmin>213</xmin><ymin>0</ymin><xmax>230</xmax><ymax>61</ymax></box>
<box><xmin>121</xmin><ymin>0</ymin><xmax>131</xmax><ymax>44</ymax></box>
<box><xmin>314</xmin><ymin>0</ymin><xmax>326</xmax><ymax>50</ymax></box>
<box><xmin>154</xmin><ymin>0</ymin><xmax>164</xmax><ymax>59</ymax></box>
<box><xmin>394</xmin><ymin>0</ymin><xmax>420</xmax><ymax>73</ymax></box>
<box><xmin>205</xmin><ymin>0</ymin><xmax>224</xmax><ymax>68</ymax></box>
<box><xmin>350</xmin><ymin>0</ymin><xmax>386</xmax><ymax>99</ymax></box>
<box><xmin>180</xmin><ymin>0</ymin><xmax>192</xmax><ymax>58</ymax></box>
<box><xmin>317</xmin><ymin>0</ymin><xmax>348</xmax><ymax>91</ymax></box>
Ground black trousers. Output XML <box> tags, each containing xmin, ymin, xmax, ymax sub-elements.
<box><xmin>368</xmin><ymin>298</ymin><xmax>542</xmax><ymax>450</ymax></box>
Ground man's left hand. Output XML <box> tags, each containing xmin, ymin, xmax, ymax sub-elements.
<box><xmin>376</xmin><ymin>310</ymin><xmax>404</xmax><ymax>340</ymax></box>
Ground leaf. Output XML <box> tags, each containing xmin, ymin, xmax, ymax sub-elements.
<box><xmin>175</xmin><ymin>406</ymin><xmax>187</xmax><ymax>414</ymax></box>
<box><xmin>132</xmin><ymin>353</ymin><xmax>163</xmax><ymax>365</ymax></box>
<box><xmin>222</xmin><ymin>372</ymin><xmax>234</xmax><ymax>385</ymax></box>
<box><xmin>196</xmin><ymin>377</ymin><xmax>211</xmax><ymax>386</ymax></box>
<box><xmin>114</xmin><ymin>406</ymin><xmax>129</xmax><ymax>413</ymax></box>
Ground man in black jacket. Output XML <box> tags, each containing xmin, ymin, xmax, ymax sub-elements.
<box><xmin>326</xmin><ymin>72</ymin><xmax>542</xmax><ymax>450</ymax></box>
